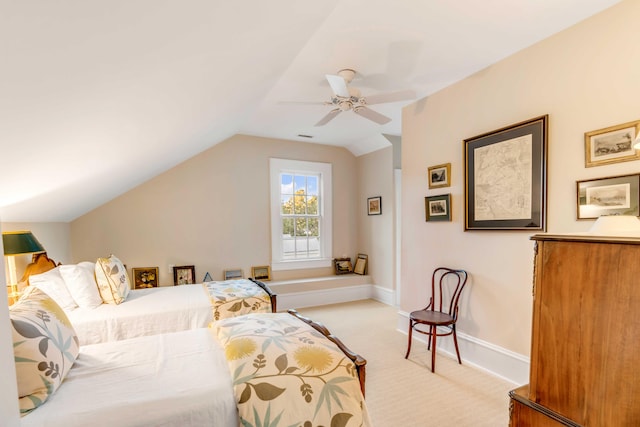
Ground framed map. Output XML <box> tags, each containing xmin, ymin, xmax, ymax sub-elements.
<box><xmin>464</xmin><ymin>115</ymin><xmax>548</xmax><ymax>230</ymax></box>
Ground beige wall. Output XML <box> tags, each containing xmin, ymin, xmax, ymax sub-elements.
<box><xmin>401</xmin><ymin>0</ymin><xmax>640</xmax><ymax>357</ymax></box>
<box><xmin>357</xmin><ymin>147</ymin><xmax>395</xmax><ymax>290</ymax></box>
<box><xmin>70</xmin><ymin>134</ymin><xmax>360</xmax><ymax>285</ymax></box>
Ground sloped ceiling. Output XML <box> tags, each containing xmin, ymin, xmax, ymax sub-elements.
<box><xmin>0</xmin><ymin>0</ymin><xmax>621</xmax><ymax>222</ymax></box>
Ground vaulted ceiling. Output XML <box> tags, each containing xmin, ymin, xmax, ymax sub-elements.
<box><xmin>0</xmin><ymin>0</ymin><xmax>621</xmax><ymax>222</ymax></box>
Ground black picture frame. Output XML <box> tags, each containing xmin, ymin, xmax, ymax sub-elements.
<box><xmin>464</xmin><ymin>115</ymin><xmax>548</xmax><ymax>231</ymax></box>
<box><xmin>173</xmin><ymin>265</ymin><xmax>195</xmax><ymax>286</ymax></box>
<box><xmin>425</xmin><ymin>194</ymin><xmax>451</xmax><ymax>222</ymax></box>
<box><xmin>367</xmin><ymin>196</ymin><xmax>381</xmax><ymax>215</ymax></box>
<box><xmin>576</xmin><ymin>173</ymin><xmax>640</xmax><ymax>219</ymax></box>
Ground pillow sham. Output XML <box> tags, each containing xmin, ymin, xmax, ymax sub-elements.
<box><xmin>59</xmin><ymin>262</ymin><xmax>103</xmax><ymax>309</ymax></box>
<box><xmin>11</xmin><ymin>286</ymin><xmax>79</xmax><ymax>416</ymax></box>
<box><xmin>95</xmin><ymin>255</ymin><xmax>130</xmax><ymax>305</ymax></box>
<box><xmin>28</xmin><ymin>267</ymin><xmax>78</xmax><ymax>312</ymax></box>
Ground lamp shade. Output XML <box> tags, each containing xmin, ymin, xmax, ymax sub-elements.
<box><xmin>2</xmin><ymin>231</ymin><xmax>45</xmax><ymax>256</ymax></box>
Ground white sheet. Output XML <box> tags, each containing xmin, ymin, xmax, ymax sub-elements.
<box><xmin>66</xmin><ymin>285</ymin><xmax>213</xmax><ymax>345</ymax></box>
<box><xmin>21</xmin><ymin>328</ymin><xmax>238</xmax><ymax>427</ymax></box>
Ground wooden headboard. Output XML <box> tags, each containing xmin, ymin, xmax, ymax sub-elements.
<box><xmin>20</xmin><ymin>252</ymin><xmax>59</xmax><ymax>286</ymax></box>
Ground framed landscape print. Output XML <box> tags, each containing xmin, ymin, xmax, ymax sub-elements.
<box><xmin>224</xmin><ymin>269</ymin><xmax>244</xmax><ymax>280</ymax></box>
<box><xmin>584</xmin><ymin>120</ymin><xmax>640</xmax><ymax>167</ymax></box>
<box><xmin>132</xmin><ymin>267</ymin><xmax>159</xmax><ymax>289</ymax></box>
<box><xmin>464</xmin><ymin>115</ymin><xmax>548</xmax><ymax>231</ymax></box>
<box><xmin>425</xmin><ymin>194</ymin><xmax>451</xmax><ymax>222</ymax></box>
<box><xmin>576</xmin><ymin>173</ymin><xmax>640</xmax><ymax>219</ymax></box>
<box><xmin>428</xmin><ymin>163</ymin><xmax>451</xmax><ymax>189</ymax></box>
<box><xmin>251</xmin><ymin>265</ymin><xmax>271</xmax><ymax>281</ymax></box>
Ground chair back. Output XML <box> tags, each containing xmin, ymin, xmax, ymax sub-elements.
<box><xmin>429</xmin><ymin>267</ymin><xmax>469</xmax><ymax>320</ymax></box>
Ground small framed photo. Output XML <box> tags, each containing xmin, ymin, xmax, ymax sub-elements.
<box><xmin>224</xmin><ymin>269</ymin><xmax>244</xmax><ymax>280</ymax></box>
<box><xmin>576</xmin><ymin>173</ymin><xmax>640</xmax><ymax>219</ymax></box>
<box><xmin>425</xmin><ymin>194</ymin><xmax>452</xmax><ymax>222</ymax></box>
<box><xmin>368</xmin><ymin>196</ymin><xmax>382</xmax><ymax>215</ymax></box>
<box><xmin>585</xmin><ymin>120</ymin><xmax>640</xmax><ymax>167</ymax></box>
<box><xmin>333</xmin><ymin>257</ymin><xmax>353</xmax><ymax>275</ymax></box>
<box><xmin>132</xmin><ymin>267</ymin><xmax>159</xmax><ymax>289</ymax></box>
<box><xmin>251</xmin><ymin>265</ymin><xmax>271</xmax><ymax>281</ymax></box>
<box><xmin>428</xmin><ymin>163</ymin><xmax>451</xmax><ymax>189</ymax></box>
<box><xmin>354</xmin><ymin>253</ymin><xmax>368</xmax><ymax>275</ymax></box>
<box><xmin>173</xmin><ymin>265</ymin><xmax>195</xmax><ymax>286</ymax></box>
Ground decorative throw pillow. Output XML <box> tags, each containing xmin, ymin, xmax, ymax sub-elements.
<box><xmin>28</xmin><ymin>267</ymin><xmax>78</xmax><ymax>312</ymax></box>
<box><xmin>95</xmin><ymin>255</ymin><xmax>130</xmax><ymax>305</ymax></box>
<box><xmin>59</xmin><ymin>262</ymin><xmax>103</xmax><ymax>309</ymax></box>
<box><xmin>11</xmin><ymin>286</ymin><xmax>79</xmax><ymax>416</ymax></box>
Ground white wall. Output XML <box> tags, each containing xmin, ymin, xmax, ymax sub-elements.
<box><xmin>357</xmin><ymin>147</ymin><xmax>395</xmax><ymax>298</ymax></box>
<box><xmin>0</xmin><ymin>221</ymin><xmax>21</xmax><ymax>425</ymax></box>
<box><xmin>401</xmin><ymin>0</ymin><xmax>640</xmax><ymax>382</ymax></box>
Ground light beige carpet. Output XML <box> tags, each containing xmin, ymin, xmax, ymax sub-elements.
<box><xmin>296</xmin><ymin>299</ymin><xmax>514</xmax><ymax>427</ymax></box>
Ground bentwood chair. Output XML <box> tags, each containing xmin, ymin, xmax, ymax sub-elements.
<box><xmin>405</xmin><ymin>267</ymin><xmax>469</xmax><ymax>373</ymax></box>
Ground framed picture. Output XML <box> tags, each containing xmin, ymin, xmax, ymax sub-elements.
<box><xmin>132</xmin><ymin>267</ymin><xmax>159</xmax><ymax>289</ymax></box>
<box><xmin>173</xmin><ymin>265</ymin><xmax>195</xmax><ymax>285</ymax></box>
<box><xmin>251</xmin><ymin>265</ymin><xmax>271</xmax><ymax>281</ymax></box>
<box><xmin>425</xmin><ymin>194</ymin><xmax>451</xmax><ymax>222</ymax></box>
<box><xmin>464</xmin><ymin>115</ymin><xmax>548</xmax><ymax>231</ymax></box>
<box><xmin>333</xmin><ymin>257</ymin><xmax>353</xmax><ymax>275</ymax></box>
<box><xmin>576</xmin><ymin>173</ymin><xmax>640</xmax><ymax>219</ymax></box>
<box><xmin>584</xmin><ymin>120</ymin><xmax>640</xmax><ymax>167</ymax></box>
<box><xmin>223</xmin><ymin>269</ymin><xmax>244</xmax><ymax>280</ymax></box>
<box><xmin>367</xmin><ymin>196</ymin><xmax>382</xmax><ymax>215</ymax></box>
<box><xmin>354</xmin><ymin>253</ymin><xmax>368</xmax><ymax>275</ymax></box>
<box><xmin>428</xmin><ymin>163</ymin><xmax>451</xmax><ymax>189</ymax></box>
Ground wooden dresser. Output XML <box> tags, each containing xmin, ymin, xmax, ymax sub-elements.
<box><xmin>509</xmin><ymin>234</ymin><xmax>640</xmax><ymax>427</ymax></box>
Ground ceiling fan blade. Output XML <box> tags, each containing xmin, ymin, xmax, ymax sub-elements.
<box><xmin>362</xmin><ymin>89</ymin><xmax>416</xmax><ymax>105</ymax></box>
<box><xmin>325</xmin><ymin>74</ymin><xmax>350</xmax><ymax>98</ymax></box>
<box><xmin>315</xmin><ymin>108</ymin><xmax>341</xmax><ymax>126</ymax></box>
<box><xmin>353</xmin><ymin>106</ymin><xmax>391</xmax><ymax>125</ymax></box>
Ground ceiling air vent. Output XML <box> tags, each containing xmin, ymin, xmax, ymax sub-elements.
<box><xmin>297</xmin><ymin>134</ymin><xmax>313</xmax><ymax>139</ymax></box>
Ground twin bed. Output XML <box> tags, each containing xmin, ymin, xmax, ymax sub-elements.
<box><xmin>11</xmin><ymin>255</ymin><xmax>370</xmax><ymax>426</ymax></box>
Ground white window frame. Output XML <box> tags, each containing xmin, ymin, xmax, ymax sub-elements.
<box><xmin>270</xmin><ymin>158</ymin><xmax>332</xmax><ymax>271</ymax></box>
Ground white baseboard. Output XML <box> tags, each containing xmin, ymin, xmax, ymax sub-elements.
<box><xmin>397</xmin><ymin>311</ymin><xmax>529</xmax><ymax>385</ymax></box>
<box><xmin>371</xmin><ymin>285</ymin><xmax>395</xmax><ymax>305</ymax></box>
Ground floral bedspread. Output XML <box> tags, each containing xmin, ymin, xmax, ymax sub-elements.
<box><xmin>203</xmin><ymin>279</ymin><xmax>272</xmax><ymax>321</ymax></box>
<box><xmin>213</xmin><ymin>313</ymin><xmax>371</xmax><ymax>427</ymax></box>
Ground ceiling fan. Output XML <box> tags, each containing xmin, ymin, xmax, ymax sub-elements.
<box><xmin>287</xmin><ymin>69</ymin><xmax>416</xmax><ymax>127</ymax></box>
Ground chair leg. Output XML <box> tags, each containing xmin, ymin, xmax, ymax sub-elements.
<box><xmin>431</xmin><ymin>327</ymin><xmax>437</xmax><ymax>373</ymax></box>
<box><xmin>404</xmin><ymin>320</ymin><xmax>413</xmax><ymax>359</ymax></box>
<box><xmin>427</xmin><ymin>325</ymin><xmax>433</xmax><ymax>350</ymax></box>
<box><xmin>452</xmin><ymin>326</ymin><xmax>462</xmax><ymax>364</ymax></box>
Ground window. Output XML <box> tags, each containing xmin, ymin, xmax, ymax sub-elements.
<box><xmin>270</xmin><ymin>158</ymin><xmax>332</xmax><ymax>271</ymax></box>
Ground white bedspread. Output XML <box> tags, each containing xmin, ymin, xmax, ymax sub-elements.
<box><xmin>66</xmin><ymin>285</ymin><xmax>213</xmax><ymax>345</ymax></box>
<box><xmin>21</xmin><ymin>328</ymin><xmax>238</xmax><ymax>427</ymax></box>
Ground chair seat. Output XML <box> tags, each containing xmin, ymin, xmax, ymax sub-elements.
<box><xmin>410</xmin><ymin>310</ymin><xmax>454</xmax><ymax>326</ymax></box>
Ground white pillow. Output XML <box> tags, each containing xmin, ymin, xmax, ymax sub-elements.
<box><xmin>59</xmin><ymin>262</ymin><xmax>103</xmax><ymax>309</ymax></box>
<box><xmin>28</xmin><ymin>267</ymin><xmax>78</xmax><ymax>312</ymax></box>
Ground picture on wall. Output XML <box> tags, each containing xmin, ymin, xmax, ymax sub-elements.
<box><xmin>576</xmin><ymin>173</ymin><xmax>640</xmax><ymax>219</ymax></box>
<box><xmin>425</xmin><ymin>194</ymin><xmax>451</xmax><ymax>222</ymax></box>
<box><xmin>173</xmin><ymin>265</ymin><xmax>195</xmax><ymax>286</ymax></box>
<box><xmin>464</xmin><ymin>115</ymin><xmax>548</xmax><ymax>230</ymax></box>
<box><xmin>224</xmin><ymin>269</ymin><xmax>244</xmax><ymax>280</ymax></box>
<box><xmin>251</xmin><ymin>265</ymin><xmax>271</xmax><ymax>281</ymax></box>
<box><xmin>368</xmin><ymin>196</ymin><xmax>382</xmax><ymax>215</ymax></box>
<box><xmin>132</xmin><ymin>267</ymin><xmax>159</xmax><ymax>289</ymax></box>
<box><xmin>584</xmin><ymin>120</ymin><xmax>640</xmax><ymax>167</ymax></box>
<box><xmin>428</xmin><ymin>163</ymin><xmax>451</xmax><ymax>189</ymax></box>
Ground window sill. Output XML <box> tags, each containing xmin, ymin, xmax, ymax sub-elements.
<box><xmin>271</xmin><ymin>258</ymin><xmax>332</xmax><ymax>271</ymax></box>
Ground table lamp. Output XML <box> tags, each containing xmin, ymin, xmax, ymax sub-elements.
<box><xmin>2</xmin><ymin>230</ymin><xmax>45</xmax><ymax>300</ymax></box>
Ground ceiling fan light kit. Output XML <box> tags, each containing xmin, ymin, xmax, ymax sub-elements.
<box><xmin>308</xmin><ymin>68</ymin><xmax>415</xmax><ymax>127</ymax></box>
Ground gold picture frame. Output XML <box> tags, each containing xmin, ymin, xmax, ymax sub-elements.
<box><xmin>585</xmin><ymin>119</ymin><xmax>640</xmax><ymax>167</ymax></box>
<box><xmin>251</xmin><ymin>265</ymin><xmax>271</xmax><ymax>281</ymax></box>
<box><xmin>333</xmin><ymin>257</ymin><xmax>353</xmax><ymax>275</ymax></box>
<box><xmin>428</xmin><ymin>163</ymin><xmax>451</xmax><ymax>189</ymax></box>
<box><xmin>132</xmin><ymin>267</ymin><xmax>159</xmax><ymax>289</ymax></box>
